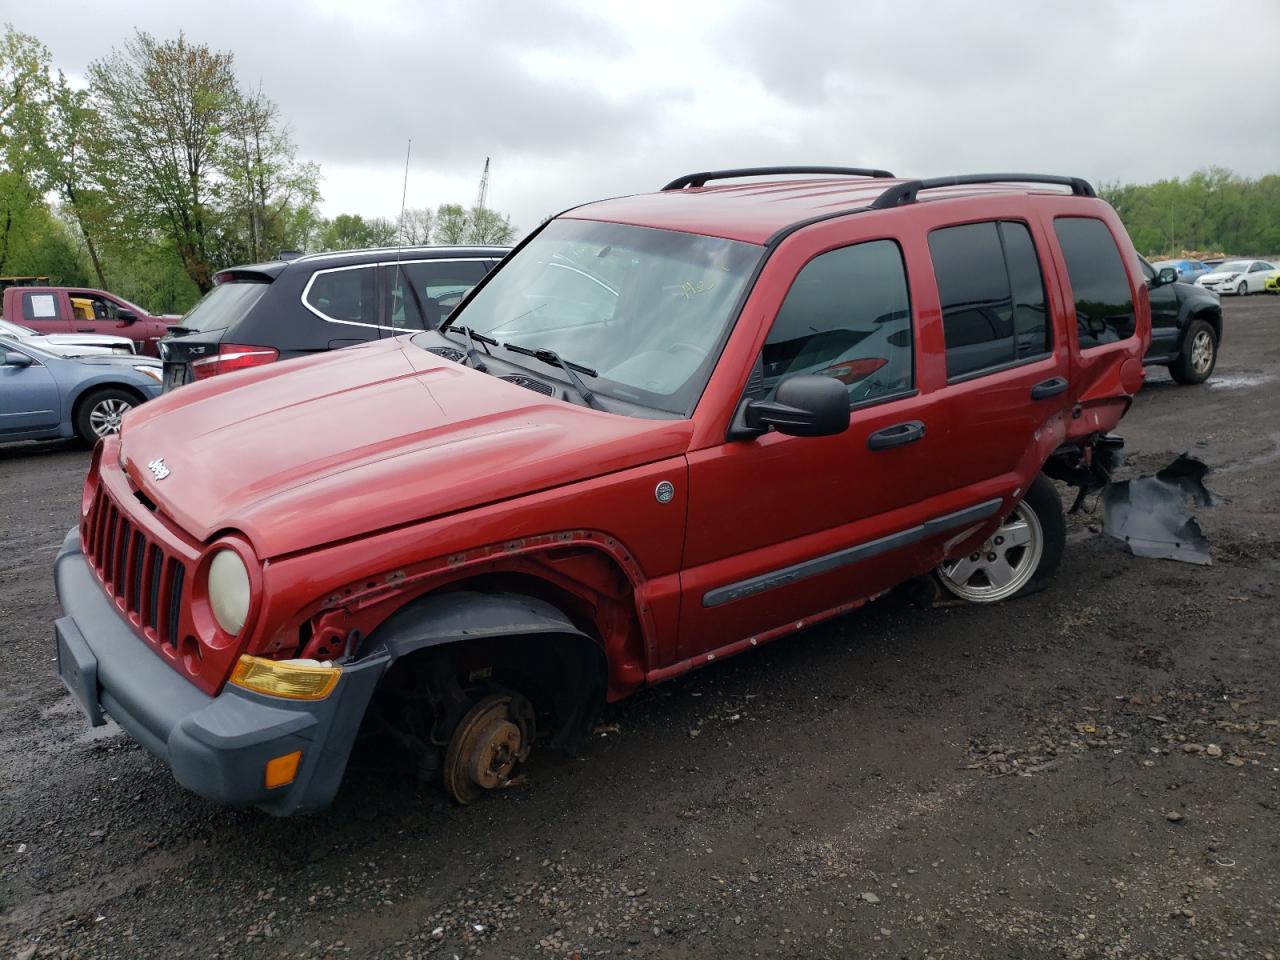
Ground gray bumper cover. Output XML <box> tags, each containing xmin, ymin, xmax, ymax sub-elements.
<box><xmin>53</xmin><ymin>528</ymin><xmax>386</xmax><ymax>815</ymax></box>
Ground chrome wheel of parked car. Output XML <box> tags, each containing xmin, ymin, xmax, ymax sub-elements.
<box><xmin>1237</xmin><ymin>281</ymin><xmax>1248</xmax><ymax>296</ymax></box>
<box><xmin>88</xmin><ymin>397</ymin><xmax>133</xmax><ymax>437</ymax></box>
<box><xmin>1190</xmin><ymin>329</ymin><xmax>1214</xmax><ymax>376</ymax></box>
<box><xmin>74</xmin><ymin>387</ymin><xmax>141</xmax><ymax>444</ymax></box>
<box><xmin>937</xmin><ymin>502</ymin><xmax>1044</xmax><ymax>603</ymax></box>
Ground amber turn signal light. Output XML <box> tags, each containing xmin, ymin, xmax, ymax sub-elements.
<box><xmin>265</xmin><ymin>750</ymin><xmax>302</xmax><ymax>789</ymax></box>
<box><xmin>229</xmin><ymin>655</ymin><xmax>340</xmax><ymax>700</ymax></box>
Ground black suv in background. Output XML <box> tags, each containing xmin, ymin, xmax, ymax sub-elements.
<box><xmin>1141</xmin><ymin>257</ymin><xmax>1222</xmax><ymax>385</ymax></box>
<box><xmin>158</xmin><ymin>246</ymin><xmax>508</xmax><ymax>390</ymax></box>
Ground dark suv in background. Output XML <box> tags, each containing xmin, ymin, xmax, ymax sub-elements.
<box><xmin>158</xmin><ymin>246</ymin><xmax>508</xmax><ymax>390</ymax></box>
<box><xmin>1140</xmin><ymin>256</ymin><xmax>1222</xmax><ymax>385</ymax></box>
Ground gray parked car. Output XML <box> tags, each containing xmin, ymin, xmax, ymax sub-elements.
<box><xmin>0</xmin><ymin>335</ymin><xmax>163</xmax><ymax>444</ymax></box>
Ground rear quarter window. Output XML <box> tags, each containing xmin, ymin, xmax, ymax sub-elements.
<box><xmin>304</xmin><ymin>266</ymin><xmax>378</xmax><ymax>326</ymax></box>
<box><xmin>1053</xmin><ymin>217</ymin><xmax>1135</xmax><ymax>349</ymax></box>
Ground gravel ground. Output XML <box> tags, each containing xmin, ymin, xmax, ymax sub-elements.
<box><xmin>2</xmin><ymin>296</ymin><xmax>1279</xmax><ymax>960</ymax></box>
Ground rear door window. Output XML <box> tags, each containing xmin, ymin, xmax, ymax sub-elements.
<box><xmin>303</xmin><ymin>266</ymin><xmax>379</xmax><ymax>327</ymax></box>
<box><xmin>178</xmin><ymin>280</ymin><xmax>271</xmax><ymax>333</ymax></box>
<box><xmin>928</xmin><ymin>220</ymin><xmax>1050</xmax><ymax>380</ymax></box>
<box><xmin>385</xmin><ymin>259</ymin><xmax>489</xmax><ymax>329</ymax></box>
<box><xmin>761</xmin><ymin>238</ymin><xmax>913</xmax><ymax>406</ymax></box>
<box><xmin>1053</xmin><ymin>217</ymin><xmax>1136</xmax><ymax>349</ymax></box>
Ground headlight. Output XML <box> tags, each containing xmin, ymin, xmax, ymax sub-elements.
<box><xmin>208</xmin><ymin>549</ymin><xmax>251</xmax><ymax>634</ymax></box>
<box><xmin>133</xmin><ymin>365</ymin><xmax>163</xmax><ymax>383</ymax></box>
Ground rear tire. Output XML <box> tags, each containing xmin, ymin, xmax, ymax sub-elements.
<box><xmin>935</xmin><ymin>474</ymin><xmax>1065</xmax><ymax>603</ymax></box>
<box><xmin>1170</xmin><ymin>318</ymin><xmax>1218</xmax><ymax>385</ymax></box>
<box><xmin>74</xmin><ymin>388</ymin><xmax>140</xmax><ymax>444</ymax></box>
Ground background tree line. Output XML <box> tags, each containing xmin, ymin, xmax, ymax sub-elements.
<box><xmin>0</xmin><ymin>24</ymin><xmax>515</xmax><ymax>314</ymax></box>
<box><xmin>1098</xmin><ymin>168</ymin><xmax>1280</xmax><ymax>258</ymax></box>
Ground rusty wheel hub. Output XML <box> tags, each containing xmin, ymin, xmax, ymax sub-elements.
<box><xmin>442</xmin><ymin>693</ymin><xmax>532</xmax><ymax>804</ymax></box>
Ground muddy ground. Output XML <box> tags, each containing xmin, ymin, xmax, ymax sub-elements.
<box><xmin>2</xmin><ymin>297</ymin><xmax>1279</xmax><ymax>960</ymax></box>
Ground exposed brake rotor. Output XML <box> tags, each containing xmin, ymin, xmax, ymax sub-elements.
<box><xmin>442</xmin><ymin>692</ymin><xmax>534</xmax><ymax>804</ymax></box>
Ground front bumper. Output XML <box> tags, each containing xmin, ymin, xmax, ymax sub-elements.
<box><xmin>53</xmin><ymin>528</ymin><xmax>386</xmax><ymax>815</ymax></box>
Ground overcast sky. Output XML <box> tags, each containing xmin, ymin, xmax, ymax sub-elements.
<box><xmin>12</xmin><ymin>0</ymin><xmax>1280</xmax><ymax>237</ymax></box>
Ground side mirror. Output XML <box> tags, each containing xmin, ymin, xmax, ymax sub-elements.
<box><xmin>116</xmin><ymin>309</ymin><xmax>138</xmax><ymax>323</ymax></box>
<box><xmin>3</xmin><ymin>351</ymin><xmax>32</xmax><ymax>367</ymax></box>
<box><xmin>1154</xmin><ymin>267</ymin><xmax>1178</xmax><ymax>287</ymax></box>
<box><xmin>739</xmin><ymin>375</ymin><xmax>849</xmax><ymax>438</ymax></box>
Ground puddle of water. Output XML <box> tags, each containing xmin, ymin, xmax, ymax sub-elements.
<box><xmin>1208</xmin><ymin>373</ymin><xmax>1275</xmax><ymax>390</ymax></box>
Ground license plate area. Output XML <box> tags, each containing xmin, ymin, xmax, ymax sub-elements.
<box><xmin>163</xmin><ymin>363</ymin><xmax>188</xmax><ymax>391</ymax></box>
<box><xmin>55</xmin><ymin>617</ymin><xmax>105</xmax><ymax>726</ymax></box>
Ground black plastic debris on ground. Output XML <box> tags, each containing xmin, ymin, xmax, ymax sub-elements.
<box><xmin>1101</xmin><ymin>454</ymin><xmax>1218</xmax><ymax>565</ymax></box>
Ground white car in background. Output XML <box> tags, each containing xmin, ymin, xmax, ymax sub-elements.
<box><xmin>0</xmin><ymin>318</ymin><xmax>136</xmax><ymax>357</ymax></box>
<box><xmin>1195</xmin><ymin>259</ymin><xmax>1277</xmax><ymax>296</ymax></box>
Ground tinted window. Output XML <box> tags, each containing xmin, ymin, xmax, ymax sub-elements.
<box><xmin>387</xmin><ymin>259</ymin><xmax>489</xmax><ymax>329</ymax></box>
<box><xmin>178</xmin><ymin>280</ymin><xmax>271</xmax><ymax>333</ymax></box>
<box><xmin>762</xmin><ymin>239</ymin><xmax>912</xmax><ymax>405</ymax></box>
<box><xmin>22</xmin><ymin>291</ymin><xmax>60</xmax><ymax>322</ymax></box>
<box><xmin>305</xmin><ymin>266</ymin><xmax>378</xmax><ymax>326</ymax></box>
<box><xmin>929</xmin><ymin>221</ymin><xmax>1050</xmax><ymax>379</ymax></box>
<box><xmin>1053</xmin><ymin>217</ymin><xmax>1135</xmax><ymax>349</ymax></box>
<box><xmin>1002</xmin><ymin>222</ymin><xmax>1050</xmax><ymax>361</ymax></box>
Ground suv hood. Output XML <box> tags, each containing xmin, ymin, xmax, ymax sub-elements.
<box><xmin>117</xmin><ymin>337</ymin><xmax>693</xmax><ymax>557</ymax></box>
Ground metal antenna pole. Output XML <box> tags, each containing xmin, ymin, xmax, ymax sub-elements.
<box><xmin>385</xmin><ymin>138</ymin><xmax>412</xmax><ymax>341</ymax></box>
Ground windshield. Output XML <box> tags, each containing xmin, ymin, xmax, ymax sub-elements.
<box><xmin>1216</xmin><ymin>261</ymin><xmax>1250</xmax><ymax>274</ymax></box>
<box><xmin>175</xmin><ymin>279</ymin><xmax>271</xmax><ymax>333</ymax></box>
<box><xmin>441</xmin><ymin>219</ymin><xmax>762</xmax><ymax>415</ymax></box>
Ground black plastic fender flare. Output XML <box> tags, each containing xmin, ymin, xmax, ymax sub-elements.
<box><xmin>362</xmin><ymin>590</ymin><xmax>607</xmax><ymax>753</ymax></box>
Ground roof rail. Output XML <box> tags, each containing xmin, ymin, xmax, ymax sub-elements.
<box><xmin>663</xmin><ymin>166</ymin><xmax>895</xmax><ymax>191</ymax></box>
<box><xmin>869</xmin><ymin>173</ymin><xmax>1096</xmax><ymax>210</ymax></box>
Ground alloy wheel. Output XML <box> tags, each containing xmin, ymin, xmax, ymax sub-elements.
<box><xmin>937</xmin><ymin>502</ymin><xmax>1044</xmax><ymax>603</ymax></box>
<box><xmin>1190</xmin><ymin>329</ymin><xmax>1215</xmax><ymax>376</ymax></box>
<box><xmin>88</xmin><ymin>397</ymin><xmax>134</xmax><ymax>438</ymax></box>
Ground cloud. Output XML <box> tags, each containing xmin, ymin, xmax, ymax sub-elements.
<box><xmin>12</xmin><ymin>0</ymin><xmax>1280</xmax><ymax>235</ymax></box>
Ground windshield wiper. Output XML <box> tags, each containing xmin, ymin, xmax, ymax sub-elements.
<box><xmin>502</xmin><ymin>342</ymin><xmax>603</xmax><ymax>410</ymax></box>
<box><xmin>443</xmin><ymin>325</ymin><xmax>497</xmax><ymax>372</ymax></box>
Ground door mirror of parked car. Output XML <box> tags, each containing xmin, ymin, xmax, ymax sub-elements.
<box><xmin>3</xmin><ymin>351</ymin><xmax>32</xmax><ymax>367</ymax></box>
<box><xmin>740</xmin><ymin>375</ymin><xmax>850</xmax><ymax>438</ymax></box>
<box><xmin>116</xmin><ymin>309</ymin><xmax>138</xmax><ymax>323</ymax></box>
<box><xmin>1153</xmin><ymin>267</ymin><xmax>1178</xmax><ymax>287</ymax></box>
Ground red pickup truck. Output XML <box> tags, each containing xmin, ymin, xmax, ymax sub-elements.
<box><xmin>1</xmin><ymin>286</ymin><xmax>178</xmax><ymax>357</ymax></box>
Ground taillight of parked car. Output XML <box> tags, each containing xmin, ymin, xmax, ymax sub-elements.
<box><xmin>190</xmin><ymin>344</ymin><xmax>279</xmax><ymax>380</ymax></box>
<box><xmin>819</xmin><ymin>357</ymin><xmax>888</xmax><ymax>385</ymax></box>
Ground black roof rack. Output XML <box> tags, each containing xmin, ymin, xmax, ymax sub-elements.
<box><xmin>663</xmin><ymin>166</ymin><xmax>895</xmax><ymax>191</ymax></box>
<box><xmin>870</xmin><ymin>173</ymin><xmax>1095</xmax><ymax>210</ymax></box>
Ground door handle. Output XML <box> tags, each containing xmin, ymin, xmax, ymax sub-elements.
<box><xmin>867</xmin><ymin>420</ymin><xmax>925</xmax><ymax>450</ymax></box>
<box><xmin>1030</xmin><ymin>377</ymin><xmax>1068</xmax><ymax>401</ymax></box>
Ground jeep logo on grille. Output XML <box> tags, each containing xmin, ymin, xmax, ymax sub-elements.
<box><xmin>147</xmin><ymin>458</ymin><xmax>170</xmax><ymax>481</ymax></box>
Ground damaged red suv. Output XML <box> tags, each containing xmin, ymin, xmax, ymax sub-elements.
<box><xmin>53</xmin><ymin>167</ymin><xmax>1149</xmax><ymax>814</ymax></box>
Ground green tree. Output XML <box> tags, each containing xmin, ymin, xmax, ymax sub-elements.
<box><xmin>0</xmin><ymin>25</ymin><xmax>53</xmax><ymax>274</ymax></box>
<box><xmin>42</xmin><ymin>72</ymin><xmax>110</xmax><ymax>286</ymax></box>
<box><xmin>431</xmin><ymin>203</ymin><xmax>516</xmax><ymax>245</ymax></box>
<box><xmin>319</xmin><ymin>213</ymin><xmax>397</xmax><ymax>251</ymax></box>
<box><xmin>220</xmin><ymin>86</ymin><xmax>321</xmax><ymax>263</ymax></box>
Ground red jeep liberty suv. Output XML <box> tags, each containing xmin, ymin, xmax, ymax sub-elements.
<box><xmin>53</xmin><ymin>168</ymin><xmax>1151</xmax><ymax>814</ymax></box>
